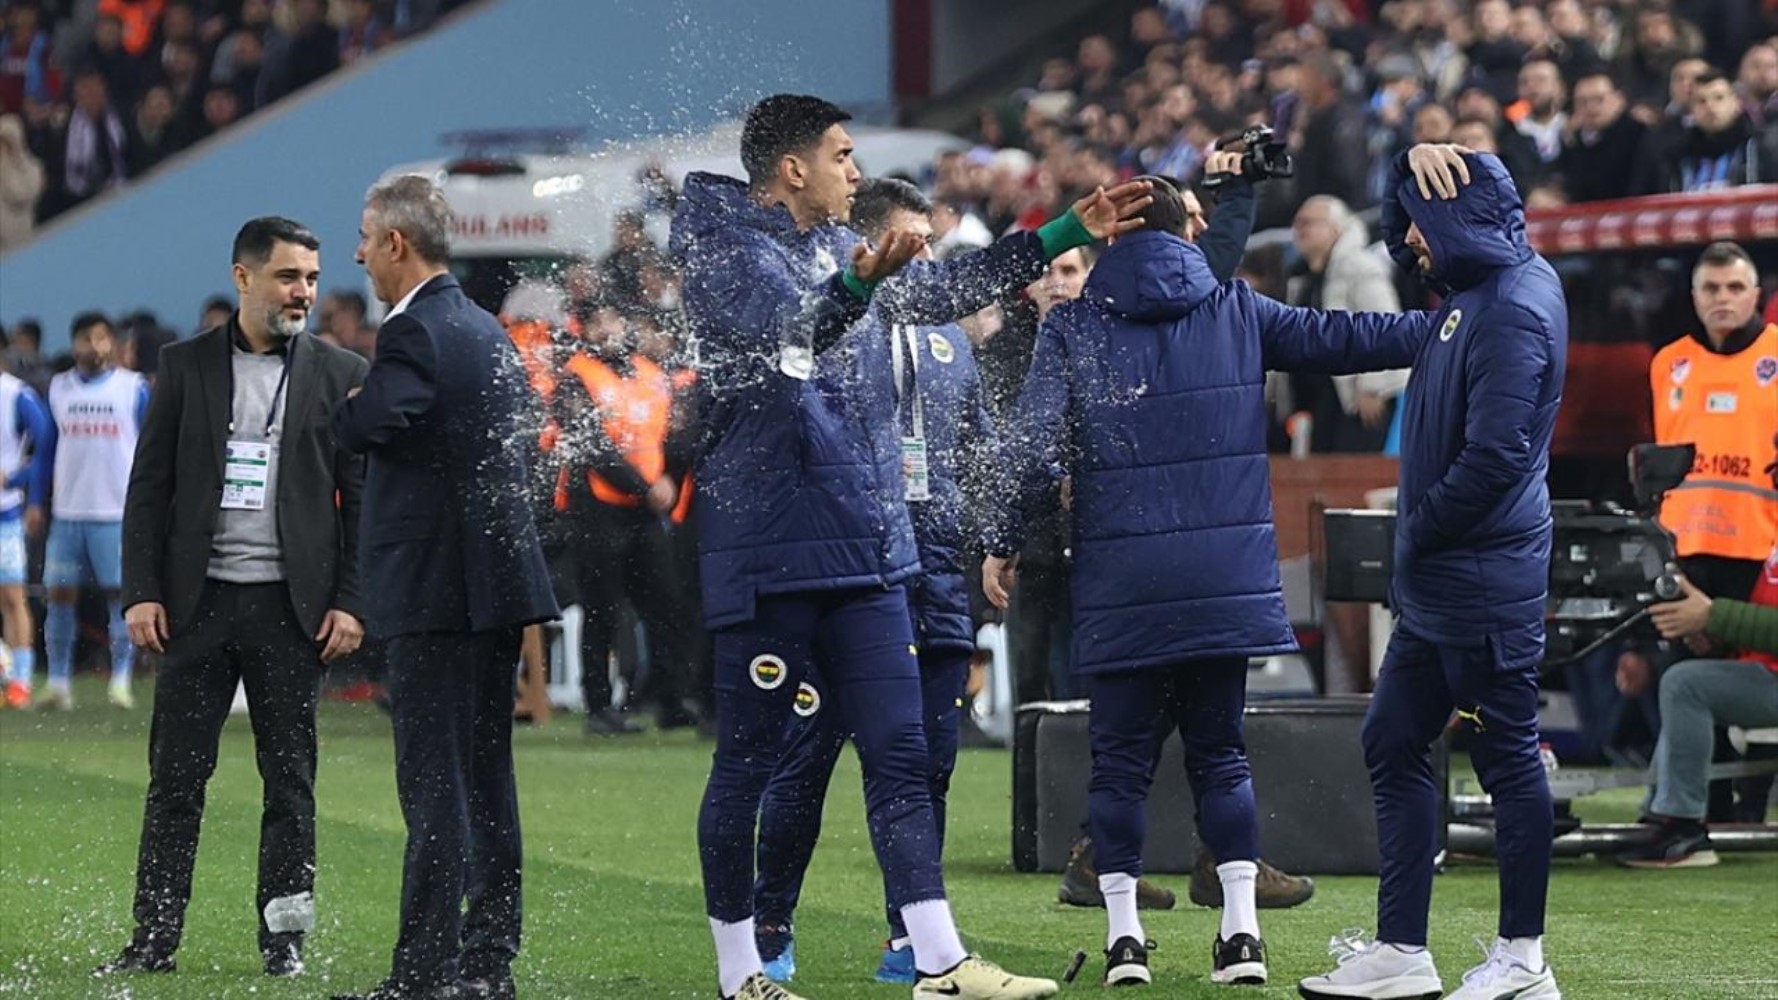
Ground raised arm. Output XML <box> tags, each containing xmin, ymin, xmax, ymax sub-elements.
<box><xmin>1249</xmin><ymin>284</ymin><xmax>1434</xmax><ymax>373</ymax></box>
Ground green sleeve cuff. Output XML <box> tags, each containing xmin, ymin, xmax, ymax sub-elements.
<box><xmin>841</xmin><ymin>266</ymin><xmax>879</xmax><ymax>301</ymax></box>
<box><xmin>1037</xmin><ymin>209</ymin><xmax>1095</xmax><ymax>260</ymax></box>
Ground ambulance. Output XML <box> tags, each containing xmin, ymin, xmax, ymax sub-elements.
<box><xmin>371</xmin><ymin>121</ymin><xmax>969</xmax><ymax>314</ymax></box>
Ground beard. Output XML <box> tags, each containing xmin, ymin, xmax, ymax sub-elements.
<box><xmin>265</xmin><ymin>305</ymin><xmax>307</xmax><ymax>341</ymax></box>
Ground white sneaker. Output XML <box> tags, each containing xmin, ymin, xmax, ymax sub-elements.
<box><xmin>1444</xmin><ymin>940</ymin><xmax>1560</xmax><ymax>1000</ymax></box>
<box><xmin>1297</xmin><ymin>929</ymin><xmax>1443</xmax><ymax>999</ymax></box>
<box><xmin>913</xmin><ymin>954</ymin><xmax>1058</xmax><ymax>999</ymax></box>
<box><xmin>108</xmin><ymin>679</ymin><xmax>135</xmax><ymax>709</ymax></box>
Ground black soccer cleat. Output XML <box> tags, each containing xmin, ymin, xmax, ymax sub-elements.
<box><xmin>1212</xmin><ymin>933</ymin><xmax>1268</xmax><ymax>985</ymax></box>
<box><xmin>1105</xmin><ymin>936</ymin><xmax>1153</xmax><ymax>986</ymax></box>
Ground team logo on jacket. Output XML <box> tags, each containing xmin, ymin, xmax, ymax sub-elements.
<box><xmin>749</xmin><ymin>654</ymin><xmax>788</xmax><ymax>690</ymax></box>
<box><xmin>928</xmin><ymin>333</ymin><xmax>955</xmax><ymax>363</ymax></box>
<box><xmin>1670</xmin><ymin>357</ymin><xmax>1692</xmax><ymax>384</ymax></box>
<box><xmin>1438</xmin><ymin>309</ymin><xmax>1463</xmax><ymax>342</ymax></box>
<box><xmin>1756</xmin><ymin>356</ymin><xmax>1777</xmax><ymax>387</ymax></box>
<box><xmin>1668</xmin><ymin>386</ymin><xmax>1684</xmax><ymax>411</ymax></box>
<box><xmin>793</xmin><ymin>682</ymin><xmax>821</xmax><ymax>717</ymax></box>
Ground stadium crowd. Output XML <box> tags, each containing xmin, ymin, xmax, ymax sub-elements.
<box><xmin>0</xmin><ymin>0</ymin><xmax>475</xmax><ymax>248</ymax></box>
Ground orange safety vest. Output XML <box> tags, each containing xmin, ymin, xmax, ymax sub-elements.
<box><xmin>564</xmin><ymin>352</ymin><xmax>672</xmax><ymax>510</ymax></box>
<box><xmin>504</xmin><ymin>319</ymin><xmax>560</xmax><ymax>452</ymax></box>
<box><xmin>1650</xmin><ymin>324</ymin><xmax>1778</xmax><ymax>561</ymax></box>
<box><xmin>98</xmin><ymin>0</ymin><xmax>165</xmax><ymax>57</ymax></box>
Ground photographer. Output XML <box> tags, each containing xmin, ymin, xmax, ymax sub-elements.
<box><xmin>1625</xmin><ymin>520</ymin><xmax>1778</xmax><ymax>868</ymax></box>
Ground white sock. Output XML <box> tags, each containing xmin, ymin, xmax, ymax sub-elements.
<box><xmin>1099</xmin><ymin>872</ymin><xmax>1144</xmax><ymax>948</ymax></box>
<box><xmin>1216</xmin><ymin>861</ymin><xmax>1260</xmax><ymax>940</ymax></box>
<box><xmin>1503</xmin><ymin>936</ymin><xmax>1543</xmax><ymax>971</ymax></box>
<box><xmin>900</xmin><ymin>898</ymin><xmax>967</xmax><ymax>976</ymax></box>
<box><xmin>709</xmin><ymin>917</ymin><xmax>760</xmax><ymax>998</ymax></box>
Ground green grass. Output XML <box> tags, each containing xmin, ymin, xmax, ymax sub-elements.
<box><xmin>3</xmin><ymin>680</ymin><xmax>1775</xmax><ymax>999</ymax></box>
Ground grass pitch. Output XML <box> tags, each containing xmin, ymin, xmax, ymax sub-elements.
<box><xmin>3</xmin><ymin>680</ymin><xmax>1775</xmax><ymax>998</ymax></box>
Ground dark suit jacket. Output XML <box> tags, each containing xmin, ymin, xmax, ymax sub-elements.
<box><xmin>332</xmin><ymin>274</ymin><xmax>558</xmax><ymax>638</ymax></box>
<box><xmin>122</xmin><ymin>321</ymin><xmax>369</xmax><ymax>638</ymax></box>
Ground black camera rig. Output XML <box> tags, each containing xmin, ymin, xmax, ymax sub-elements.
<box><xmin>1321</xmin><ymin>444</ymin><xmax>1694</xmax><ymax>669</ymax></box>
<box><xmin>1202</xmin><ymin>124</ymin><xmax>1294</xmax><ymax>188</ymax></box>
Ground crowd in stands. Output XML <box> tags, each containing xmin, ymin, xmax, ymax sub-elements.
<box><xmin>0</xmin><ymin>0</ymin><xmax>476</xmax><ymax>249</ymax></box>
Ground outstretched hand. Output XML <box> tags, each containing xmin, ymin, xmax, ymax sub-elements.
<box><xmin>1070</xmin><ymin>180</ymin><xmax>1156</xmax><ymax>240</ymax></box>
<box><xmin>851</xmin><ymin>229</ymin><xmax>927</xmax><ymax>283</ymax></box>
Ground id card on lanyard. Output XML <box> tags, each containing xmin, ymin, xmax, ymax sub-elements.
<box><xmin>221</xmin><ymin>348</ymin><xmax>290</xmax><ymax>511</ymax></box>
<box><xmin>892</xmin><ymin>324</ymin><xmax>930</xmax><ymax>502</ymax></box>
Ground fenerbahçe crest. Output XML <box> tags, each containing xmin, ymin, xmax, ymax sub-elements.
<box><xmin>1438</xmin><ymin>309</ymin><xmax>1463</xmax><ymax>342</ymax></box>
<box><xmin>749</xmin><ymin>654</ymin><xmax>787</xmax><ymax>690</ymax></box>
<box><xmin>928</xmin><ymin>332</ymin><xmax>955</xmax><ymax>364</ymax></box>
<box><xmin>793</xmin><ymin>682</ymin><xmax>821</xmax><ymax>717</ymax></box>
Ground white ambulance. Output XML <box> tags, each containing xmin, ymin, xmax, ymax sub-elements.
<box><xmin>371</xmin><ymin>121</ymin><xmax>968</xmax><ymax>313</ymax></box>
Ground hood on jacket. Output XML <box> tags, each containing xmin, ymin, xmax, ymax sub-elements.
<box><xmin>669</xmin><ymin>171</ymin><xmax>798</xmax><ymax>259</ymax></box>
<box><xmin>1394</xmin><ymin>152</ymin><xmax>1532</xmax><ymax>293</ymax></box>
<box><xmin>1083</xmin><ymin>229</ymin><xmax>1221</xmax><ymax>323</ymax></box>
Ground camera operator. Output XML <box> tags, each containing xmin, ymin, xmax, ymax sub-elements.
<box><xmin>1616</xmin><ymin>243</ymin><xmax>1778</xmax><ymax>803</ymax></box>
<box><xmin>1624</xmin><ymin>450</ymin><xmax>1778</xmax><ymax>866</ymax></box>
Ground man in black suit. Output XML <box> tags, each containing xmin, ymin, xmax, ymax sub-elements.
<box><xmin>331</xmin><ymin>176</ymin><xmax>558</xmax><ymax>1000</ymax></box>
<box><xmin>99</xmin><ymin>216</ymin><xmax>368</xmax><ymax>979</ymax></box>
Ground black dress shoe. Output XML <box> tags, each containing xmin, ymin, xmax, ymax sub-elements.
<box><xmin>93</xmin><ymin>945</ymin><xmax>177</xmax><ymax>976</ymax></box>
<box><xmin>263</xmin><ymin>940</ymin><xmax>304</xmax><ymax>976</ymax></box>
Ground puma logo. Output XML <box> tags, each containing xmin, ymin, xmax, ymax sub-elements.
<box><xmin>1456</xmin><ymin>706</ymin><xmax>1486</xmax><ymax>732</ymax></box>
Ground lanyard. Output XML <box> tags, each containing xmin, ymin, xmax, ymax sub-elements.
<box><xmin>228</xmin><ymin>341</ymin><xmax>292</xmax><ymax>438</ymax></box>
<box><xmin>890</xmin><ymin>323</ymin><xmax>925</xmax><ymax>439</ymax></box>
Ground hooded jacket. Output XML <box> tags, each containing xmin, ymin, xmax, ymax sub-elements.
<box><xmin>670</xmin><ymin>172</ymin><xmax>1047</xmax><ymax>627</ymax></box>
<box><xmin>993</xmin><ymin>227</ymin><xmax>1431</xmax><ymax>674</ymax></box>
<box><xmin>1379</xmin><ymin>150</ymin><xmax>1568</xmax><ymax>654</ymax></box>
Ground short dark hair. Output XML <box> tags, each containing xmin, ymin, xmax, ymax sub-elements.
<box><xmin>1694</xmin><ymin>241</ymin><xmax>1756</xmax><ymax>276</ymax></box>
<box><xmin>850</xmin><ymin>178</ymin><xmax>932</xmax><ymax>240</ymax></box>
<box><xmin>13</xmin><ymin>319</ymin><xmax>41</xmax><ymax>345</ymax></box>
<box><xmin>1132</xmin><ymin>174</ymin><xmax>1189</xmax><ymax>236</ymax></box>
<box><xmin>70</xmin><ymin>311</ymin><xmax>113</xmax><ymax>340</ymax></box>
<box><xmin>741</xmin><ymin>94</ymin><xmax>853</xmax><ymax>184</ymax></box>
<box><xmin>1691</xmin><ymin>70</ymin><xmax>1732</xmax><ymax>92</ymax></box>
<box><xmin>201</xmin><ymin>294</ymin><xmax>233</xmax><ymax>316</ymax></box>
<box><xmin>232</xmin><ymin>216</ymin><xmax>319</xmax><ymax>267</ymax></box>
<box><xmin>330</xmin><ymin>289</ymin><xmax>368</xmax><ymax>317</ymax></box>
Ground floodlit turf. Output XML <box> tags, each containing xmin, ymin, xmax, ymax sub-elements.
<box><xmin>3</xmin><ymin>680</ymin><xmax>1775</xmax><ymax>999</ymax></box>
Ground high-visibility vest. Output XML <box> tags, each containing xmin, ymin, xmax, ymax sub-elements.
<box><xmin>97</xmin><ymin>0</ymin><xmax>165</xmax><ymax>56</ymax></box>
<box><xmin>504</xmin><ymin>319</ymin><xmax>560</xmax><ymax>453</ymax></box>
<box><xmin>1650</xmin><ymin>324</ymin><xmax>1778</xmax><ymax>561</ymax></box>
<box><xmin>564</xmin><ymin>352</ymin><xmax>671</xmax><ymax>509</ymax></box>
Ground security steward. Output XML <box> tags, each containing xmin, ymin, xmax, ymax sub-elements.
<box><xmin>1650</xmin><ymin>241</ymin><xmax>1778</xmax><ymax>594</ymax></box>
<box><xmin>555</xmin><ymin>299</ymin><xmax>697</xmax><ymax>734</ymax></box>
<box><xmin>100</xmin><ymin>217</ymin><xmax>367</xmax><ymax>979</ymax></box>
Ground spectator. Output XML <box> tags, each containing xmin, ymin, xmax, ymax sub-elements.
<box><xmin>1075</xmin><ymin>34</ymin><xmax>1122</xmax><ymax>109</ymax></box>
<box><xmin>197</xmin><ymin>294</ymin><xmax>232</xmax><ymax>334</ymax></box>
<box><xmin>1508</xmin><ymin>57</ymin><xmax>1568</xmax><ymax>164</ymax></box>
<box><xmin>210</xmin><ymin>28</ymin><xmax>266</xmax><ymax>112</ymax></box>
<box><xmin>0</xmin><ymin>1</ymin><xmax>57</xmax><ymax>116</ymax></box>
<box><xmin>55</xmin><ymin>66</ymin><xmax>128</xmax><ymax>215</ymax></box>
<box><xmin>338</xmin><ymin>0</ymin><xmax>394</xmax><ymax>64</ymax></box>
<box><xmin>1740</xmin><ymin>42</ymin><xmax>1778</xmax><ymax>126</ymax></box>
<box><xmin>1637</xmin><ymin>70</ymin><xmax>1778</xmax><ymax>192</ymax></box>
<box><xmin>97</xmin><ymin>0</ymin><xmax>166</xmax><ymax>59</ymax></box>
<box><xmin>319</xmin><ymin>289</ymin><xmax>376</xmax><ymax>358</ymax></box>
<box><xmin>1284</xmin><ymin>195</ymin><xmax>1407</xmax><ymax>454</ymax></box>
<box><xmin>0</xmin><ymin>112</ymin><xmax>45</xmax><ymax>249</ymax></box>
<box><xmin>126</xmin><ymin>82</ymin><xmax>178</xmax><ymax>174</ymax></box>
<box><xmin>1411</xmin><ymin>101</ymin><xmax>1454</xmax><ymax>144</ymax></box>
<box><xmin>1621</xmin><ymin>4</ymin><xmax>1705</xmax><ymax>108</ymax></box>
<box><xmin>258</xmin><ymin>0</ymin><xmax>338</xmax><ymax>106</ymax></box>
<box><xmin>1464</xmin><ymin>0</ymin><xmax>1528</xmax><ymax>103</ymax></box>
<box><xmin>82</xmin><ymin>14</ymin><xmax>143</xmax><ymax>113</ymax></box>
<box><xmin>191</xmin><ymin>83</ymin><xmax>239</xmax><ymax>142</ymax></box>
<box><xmin>1289</xmin><ymin>51</ymin><xmax>1370</xmax><ymax>214</ymax></box>
<box><xmin>158</xmin><ymin>37</ymin><xmax>205</xmax><ymax>141</ymax></box>
<box><xmin>1558</xmin><ymin>71</ymin><xmax>1647</xmax><ymax>203</ymax></box>
<box><xmin>1366</xmin><ymin>54</ymin><xmax>1428</xmax><ymax>202</ymax></box>
<box><xmin>1537</xmin><ymin>0</ymin><xmax>1604</xmax><ymax>78</ymax></box>
<box><xmin>1454</xmin><ymin>83</ymin><xmax>1542</xmax><ymax>190</ymax></box>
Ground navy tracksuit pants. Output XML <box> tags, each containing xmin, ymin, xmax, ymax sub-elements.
<box><xmin>753</xmin><ymin>639</ymin><xmax>971</xmax><ymax>938</ymax></box>
<box><xmin>1365</xmin><ymin>625</ymin><xmax>1552</xmax><ymax>945</ymax></box>
<box><xmin>697</xmin><ymin>586</ymin><xmax>947</xmax><ymax>923</ymax></box>
<box><xmin>1087</xmin><ymin>656</ymin><xmax>1259</xmax><ymax>877</ymax></box>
